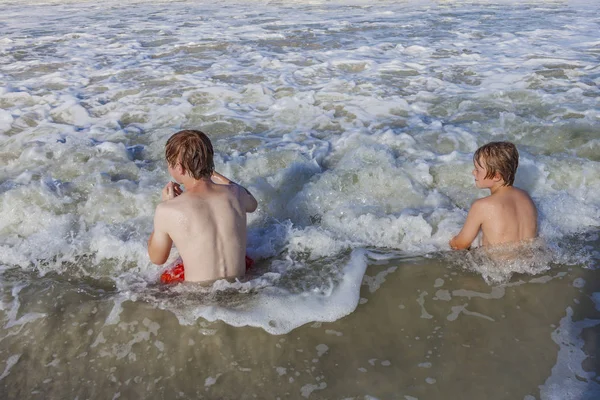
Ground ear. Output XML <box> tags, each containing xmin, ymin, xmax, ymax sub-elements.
<box><xmin>173</xmin><ymin>163</ymin><xmax>185</xmax><ymax>177</ymax></box>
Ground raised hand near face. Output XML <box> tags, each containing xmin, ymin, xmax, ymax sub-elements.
<box><xmin>162</xmin><ymin>181</ymin><xmax>182</xmax><ymax>201</ymax></box>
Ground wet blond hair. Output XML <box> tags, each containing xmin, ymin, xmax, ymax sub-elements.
<box><xmin>165</xmin><ymin>130</ymin><xmax>214</xmax><ymax>179</ymax></box>
<box><xmin>473</xmin><ymin>141</ymin><xmax>519</xmax><ymax>186</ymax></box>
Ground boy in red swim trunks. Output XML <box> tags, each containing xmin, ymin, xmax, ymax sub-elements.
<box><xmin>148</xmin><ymin>130</ymin><xmax>258</xmax><ymax>283</ymax></box>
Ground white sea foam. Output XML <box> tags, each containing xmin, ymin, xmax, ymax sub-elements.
<box><xmin>0</xmin><ymin>0</ymin><xmax>599</xmax><ymax>341</ymax></box>
<box><xmin>0</xmin><ymin>354</ymin><xmax>21</xmax><ymax>382</ymax></box>
<box><xmin>443</xmin><ymin>238</ymin><xmax>556</xmax><ymax>284</ymax></box>
<box><xmin>132</xmin><ymin>249</ymin><xmax>370</xmax><ymax>335</ymax></box>
<box><xmin>539</xmin><ymin>307</ymin><xmax>600</xmax><ymax>400</ymax></box>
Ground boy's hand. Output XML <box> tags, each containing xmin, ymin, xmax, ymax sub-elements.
<box><xmin>211</xmin><ymin>171</ymin><xmax>231</xmax><ymax>185</ymax></box>
<box><xmin>162</xmin><ymin>181</ymin><xmax>182</xmax><ymax>201</ymax></box>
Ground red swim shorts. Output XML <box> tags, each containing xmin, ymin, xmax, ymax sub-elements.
<box><xmin>160</xmin><ymin>255</ymin><xmax>255</xmax><ymax>284</ymax></box>
<box><xmin>160</xmin><ymin>262</ymin><xmax>185</xmax><ymax>284</ymax></box>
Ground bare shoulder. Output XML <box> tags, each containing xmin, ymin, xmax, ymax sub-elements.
<box><xmin>213</xmin><ymin>182</ymin><xmax>243</xmax><ymax>202</ymax></box>
<box><xmin>469</xmin><ymin>196</ymin><xmax>501</xmax><ymax>223</ymax></box>
<box><xmin>504</xmin><ymin>186</ymin><xmax>535</xmax><ymax>206</ymax></box>
<box><xmin>471</xmin><ymin>196</ymin><xmax>494</xmax><ymax>211</ymax></box>
<box><xmin>511</xmin><ymin>186</ymin><xmax>534</xmax><ymax>200</ymax></box>
<box><xmin>155</xmin><ymin>197</ymin><xmax>185</xmax><ymax>223</ymax></box>
<box><xmin>462</xmin><ymin>197</ymin><xmax>490</xmax><ymax>225</ymax></box>
<box><xmin>225</xmin><ymin>182</ymin><xmax>258</xmax><ymax>213</ymax></box>
<box><xmin>510</xmin><ymin>186</ymin><xmax>537</xmax><ymax>211</ymax></box>
<box><xmin>157</xmin><ymin>196</ymin><xmax>184</xmax><ymax>211</ymax></box>
<box><xmin>155</xmin><ymin>200</ymin><xmax>170</xmax><ymax>215</ymax></box>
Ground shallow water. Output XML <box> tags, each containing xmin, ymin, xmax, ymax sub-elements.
<box><xmin>0</xmin><ymin>0</ymin><xmax>599</xmax><ymax>398</ymax></box>
<box><xmin>2</xmin><ymin>251</ymin><xmax>600</xmax><ymax>399</ymax></box>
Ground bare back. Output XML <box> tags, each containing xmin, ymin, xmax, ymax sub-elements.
<box><xmin>478</xmin><ymin>187</ymin><xmax>537</xmax><ymax>246</ymax></box>
<box><xmin>156</xmin><ymin>182</ymin><xmax>251</xmax><ymax>282</ymax></box>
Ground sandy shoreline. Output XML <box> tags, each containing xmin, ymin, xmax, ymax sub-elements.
<box><xmin>1</xmin><ymin>252</ymin><xmax>599</xmax><ymax>399</ymax></box>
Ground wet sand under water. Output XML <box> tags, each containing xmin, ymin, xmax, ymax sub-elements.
<box><xmin>1</xmin><ymin>255</ymin><xmax>599</xmax><ymax>400</ymax></box>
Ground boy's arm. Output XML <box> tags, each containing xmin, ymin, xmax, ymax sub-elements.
<box><xmin>449</xmin><ymin>200</ymin><xmax>484</xmax><ymax>250</ymax></box>
<box><xmin>212</xmin><ymin>171</ymin><xmax>258</xmax><ymax>213</ymax></box>
<box><xmin>211</xmin><ymin>171</ymin><xmax>232</xmax><ymax>185</ymax></box>
<box><xmin>147</xmin><ymin>204</ymin><xmax>173</xmax><ymax>264</ymax></box>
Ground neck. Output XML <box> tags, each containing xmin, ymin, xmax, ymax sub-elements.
<box><xmin>489</xmin><ymin>182</ymin><xmax>509</xmax><ymax>195</ymax></box>
<box><xmin>179</xmin><ymin>175</ymin><xmax>211</xmax><ymax>191</ymax></box>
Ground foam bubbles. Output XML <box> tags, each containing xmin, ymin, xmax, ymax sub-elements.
<box><xmin>0</xmin><ymin>109</ymin><xmax>13</xmax><ymax>133</ymax></box>
<box><xmin>540</xmin><ymin>307</ymin><xmax>600</xmax><ymax>400</ymax></box>
<box><xmin>0</xmin><ymin>354</ymin><xmax>21</xmax><ymax>382</ymax></box>
<box><xmin>121</xmin><ymin>249</ymin><xmax>369</xmax><ymax>335</ymax></box>
<box><xmin>444</xmin><ymin>239</ymin><xmax>554</xmax><ymax>284</ymax></box>
<box><xmin>0</xmin><ymin>0</ymin><xmax>598</xmax><ymax>340</ymax></box>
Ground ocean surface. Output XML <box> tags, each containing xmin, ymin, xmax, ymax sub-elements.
<box><xmin>0</xmin><ymin>0</ymin><xmax>599</xmax><ymax>398</ymax></box>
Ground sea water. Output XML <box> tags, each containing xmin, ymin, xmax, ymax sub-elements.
<box><xmin>0</xmin><ymin>0</ymin><xmax>599</xmax><ymax>398</ymax></box>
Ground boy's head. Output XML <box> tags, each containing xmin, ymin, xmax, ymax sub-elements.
<box><xmin>473</xmin><ymin>141</ymin><xmax>519</xmax><ymax>186</ymax></box>
<box><xmin>165</xmin><ymin>130</ymin><xmax>214</xmax><ymax>180</ymax></box>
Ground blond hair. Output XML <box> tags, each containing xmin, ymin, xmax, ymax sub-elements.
<box><xmin>165</xmin><ymin>130</ymin><xmax>214</xmax><ymax>179</ymax></box>
<box><xmin>473</xmin><ymin>142</ymin><xmax>519</xmax><ymax>186</ymax></box>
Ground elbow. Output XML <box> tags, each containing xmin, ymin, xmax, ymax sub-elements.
<box><xmin>148</xmin><ymin>248</ymin><xmax>169</xmax><ymax>265</ymax></box>
<box><xmin>449</xmin><ymin>237</ymin><xmax>470</xmax><ymax>250</ymax></box>
<box><xmin>247</xmin><ymin>198</ymin><xmax>258</xmax><ymax>213</ymax></box>
<box><xmin>149</xmin><ymin>255</ymin><xmax>168</xmax><ymax>265</ymax></box>
<box><xmin>150</xmin><ymin>256</ymin><xmax>168</xmax><ymax>265</ymax></box>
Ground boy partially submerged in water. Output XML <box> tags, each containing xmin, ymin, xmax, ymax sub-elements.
<box><xmin>147</xmin><ymin>129</ymin><xmax>258</xmax><ymax>283</ymax></box>
<box><xmin>450</xmin><ymin>141</ymin><xmax>537</xmax><ymax>250</ymax></box>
